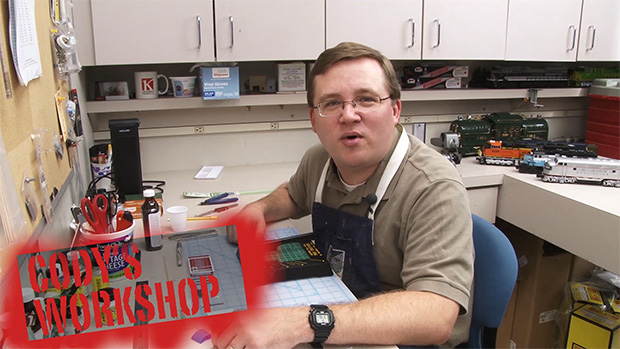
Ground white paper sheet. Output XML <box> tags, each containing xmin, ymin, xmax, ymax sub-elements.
<box><xmin>8</xmin><ymin>0</ymin><xmax>42</xmax><ymax>86</ymax></box>
<box><xmin>194</xmin><ymin>166</ymin><xmax>224</xmax><ymax>180</ymax></box>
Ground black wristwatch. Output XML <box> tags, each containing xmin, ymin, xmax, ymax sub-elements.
<box><xmin>309</xmin><ymin>304</ymin><xmax>335</xmax><ymax>344</ymax></box>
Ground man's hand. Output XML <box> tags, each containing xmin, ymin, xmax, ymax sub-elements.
<box><xmin>212</xmin><ymin>307</ymin><xmax>313</xmax><ymax>349</ymax></box>
<box><xmin>227</xmin><ymin>203</ymin><xmax>267</xmax><ymax>243</ymax></box>
<box><xmin>227</xmin><ymin>183</ymin><xmax>296</xmax><ymax>243</ymax></box>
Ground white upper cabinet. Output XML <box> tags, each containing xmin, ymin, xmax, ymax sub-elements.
<box><xmin>326</xmin><ymin>0</ymin><xmax>423</xmax><ymax>60</ymax></box>
<box><xmin>505</xmin><ymin>0</ymin><xmax>583</xmax><ymax>62</ymax></box>
<box><xmin>90</xmin><ymin>0</ymin><xmax>215</xmax><ymax>65</ymax></box>
<box><xmin>422</xmin><ymin>0</ymin><xmax>509</xmax><ymax>60</ymax></box>
<box><xmin>214</xmin><ymin>0</ymin><xmax>324</xmax><ymax>62</ymax></box>
<box><xmin>577</xmin><ymin>0</ymin><xmax>620</xmax><ymax>61</ymax></box>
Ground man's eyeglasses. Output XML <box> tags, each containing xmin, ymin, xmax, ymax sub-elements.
<box><xmin>313</xmin><ymin>96</ymin><xmax>391</xmax><ymax>118</ymax></box>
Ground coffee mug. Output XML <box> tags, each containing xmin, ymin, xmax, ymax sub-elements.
<box><xmin>170</xmin><ymin>76</ymin><xmax>197</xmax><ymax>97</ymax></box>
<box><xmin>134</xmin><ymin>71</ymin><xmax>169</xmax><ymax>99</ymax></box>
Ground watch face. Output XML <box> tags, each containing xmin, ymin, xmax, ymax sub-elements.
<box><xmin>315</xmin><ymin>312</ymin><xmax>330</xmax><ymax>325</ymax></box>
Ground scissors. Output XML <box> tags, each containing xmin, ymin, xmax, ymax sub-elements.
<box><xmin>199</xmin><ymin>192</ymin><xmax>239</xmax><ymax>205</ymax></box>
<box><xmin>81</xmin><ymin>194</ymin><xmax>110</xmax><ymax>234</ymax></box>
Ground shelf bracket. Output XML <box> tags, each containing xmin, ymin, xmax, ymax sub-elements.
<box><xmin>528</xmin><ymin>88</ymin><xmax>544</xmax><ymax>108</ymax></box>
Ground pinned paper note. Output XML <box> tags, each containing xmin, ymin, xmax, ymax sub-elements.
<box><xmin>194</xmin><ymin>166</ymin><xmax>223</xmax><ymax>180</ymax></box>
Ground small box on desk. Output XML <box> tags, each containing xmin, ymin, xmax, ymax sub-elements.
<box><xmin>200</xmin><ymin>66</ymin><xmax>239</xmax><ymax>100</ymax></box>
<box><xmin>123</xmin><ymin>192</ymin><xmax>163</xmax><ymax>220</ymax></box>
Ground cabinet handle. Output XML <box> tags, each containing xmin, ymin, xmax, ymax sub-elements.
<box><xmin>433</xmin><ymin>19</ymin><xmax>441</xmax><ymax>48</ymax></box>
<box><xmin>229</xmin><ymin>16</ymin><xmax>235</xmax><ymax>48</ymax></box>
<box><xmin>567</xmin><ymin>25</ymin><xmax>576</xmax><ymax>52</ymax></box>
<box><xmin>586</xmin><ymin>25</ymin><xmax>596</xmax><ymax>51</ymax></box>
<box><xmin>196</xmin><ymin>15</ymin><xmax>202</xmax><ymax>49</ymax></box>
<box><xmin>407</xmin><ymin>18</ymin><xmax>415</xmax><ymax>48</ymax></box>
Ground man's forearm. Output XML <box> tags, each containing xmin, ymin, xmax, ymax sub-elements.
<box><xmin>326</xmin><ymin>290</ymin><xmax>460</xmax><ymax>346</ymax></box>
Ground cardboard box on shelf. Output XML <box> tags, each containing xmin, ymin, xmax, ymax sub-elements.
<box><xmin>411</xmin><ymin>77</ymin><xmax>462</xmax><ymax>90</ymax></box>
<box><xmin>496</xmin><ymin>219</ymin><xmax>572</xmax><ymax>349</ymax></box>
<box><xmin>565</xmin><ymin>304</ymin><xmax>620</xmax><ymax>348</ymax></box>
<box><xmin>497</xmin><ymin>288</ymin><xmax>517</xmax><ymax>348</ymax></box>
<box><xmin>200</xmin><ymin>66</ymin><xmax>239</xmax><ymax>100</ymax></box>
<box><xmin>402</xmin><ymin>65</ymin><xmax>468</xmax><ymax>89</ymax></box>
<box><xmin>277</xmin><ymin>62</ymin><xmax>306</xmax><ymax>92</ymax></box>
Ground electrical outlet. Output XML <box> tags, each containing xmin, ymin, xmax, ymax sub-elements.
<box><xmin>402</xmin><ymin>117</ymin><xmax>413</xmax><ymax>124</ymax></box>
<box><xmin>270</xmin><ymin>122</ymin><xmax>279</xmax><ymax>130</ymax></box>
<box><xmin>194</xmin><ymin>126</ymin><xmax>204</xmax><ymax>134</ymax></box>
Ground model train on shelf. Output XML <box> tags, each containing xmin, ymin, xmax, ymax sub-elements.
<box><xmin>541</xmin><ymin>157</ymin><xmax>620</xmax><ymax>187</ymax></box>
<box><xmin>476</xmin><ymin>139</ymin><xmax>599</xmax><ymax>167</ymax></box>
<box><xmin>431</xmin><ymin>112</ymin><xmax>550</xmax><ymax>164</ymax></box>
<box><xmin>449</xmin><ymin>112</ymin><xmax>549</xmax><ymax>156</ymax></box>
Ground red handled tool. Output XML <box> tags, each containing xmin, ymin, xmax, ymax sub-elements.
<box><xmin>81</xmin><ymin>194</ymin><xmax>110</xmax><ymax>234</ymax></box>
<box><xmin>195</xmin><ymin>203</ymin><xmax>239</xmax><ymax>217</ymax></box>
<box><xmin>115</xmin><ymin>210</ymin><xmax>134</xmax><ymax>231</ymax></box>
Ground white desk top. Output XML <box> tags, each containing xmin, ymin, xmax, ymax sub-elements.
<box><xmin>457</xmin><ymin>157</ymin><xmax>620</xmax><ymax>274</ymax></box>
<box><xmin>145</xmin><ymin>157</ymin><xmax>620</xmax><ymax>275</ymax></box>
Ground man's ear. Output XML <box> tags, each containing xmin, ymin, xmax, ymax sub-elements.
<box><xmin>392</xmin><ymin>99</ymin><xmax>402</xmax><ymax>126</ymax></box>
<box><xmin>309</xmin><ymin>108</ymin><xmax>318</xmax><ymax>133</ymax></box>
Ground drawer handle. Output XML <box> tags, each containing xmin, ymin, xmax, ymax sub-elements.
<box><xmin>196</xmin><ymin>15</ymin><xmax>202</xmax><ymax>48</ymax></box>
<box><xmin>229</xmin><ymin>16</ymin><xmax>235</xmax><ymax>48</ymax></box>
<box><xmin>586</xmin><ymin>25</ymin><xmax>596</xmax><ymax>51</ymax></box>
<box><xmin>407</xmin><ymin>18</ymin><xmax>415</xmax><ymax>48</ymax></box>
<box><xmin>567</xmin><ymin>25</ymin><xmax>576</xmax><ymax>52</ymax></box>
<box><xmin>433</xmin><ymin>19</ymin><xmax>441</xmax><ymax>48</ymax></box>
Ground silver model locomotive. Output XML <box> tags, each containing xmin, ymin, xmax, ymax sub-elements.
<box><xmin>541</xmin><ymin>157</ymin><xmax>620</xmax><ymax>187</ymax></box>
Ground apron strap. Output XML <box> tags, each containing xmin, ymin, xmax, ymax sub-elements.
<box><xmin>315</xmin><ymin>159</ymin><xmax>330</xmax><ymax>203</ymax></box>
<box><xmin>315</xmin><ymin>126</ymin><xmax>410</xmax><ymax>220</ymax></box>
<box><xmin>368</xmin><ymin>127</ymin><xmax>409</xmax><ymax>220</ymax></box>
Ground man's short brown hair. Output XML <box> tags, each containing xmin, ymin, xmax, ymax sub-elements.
<box><xmin>307</xmin><ymin>42</ymin><xmax>401</xmax><ymax>107</ymax></box>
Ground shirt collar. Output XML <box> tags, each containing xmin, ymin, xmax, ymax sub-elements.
<box><xmin>325</xmin><ymin>125</ymin><xmax>404</xmax><ymax>205</ymax></box>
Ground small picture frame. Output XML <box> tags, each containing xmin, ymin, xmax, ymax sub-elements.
<box><xmin>97</xmin><ymin>81</ymin><xmax>129</xmax><ymax>100</ymax></box>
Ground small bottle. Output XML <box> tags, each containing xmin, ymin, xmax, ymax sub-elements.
<box><xmin>142</xmin><ymin>189</ymin><xmax>163</xmax><ymax>251</ymax></box>
<box><xmin>22</xmin><ymin>288</ymin><xmax>43</xmax><ymax>340</ymax></box>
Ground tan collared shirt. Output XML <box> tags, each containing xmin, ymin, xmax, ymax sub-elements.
<box><xmin>287</xmin><ymin>125</ymin><xmax>474</xmax><ymax>348</ymax></box>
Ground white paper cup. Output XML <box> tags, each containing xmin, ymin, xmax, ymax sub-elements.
<box><xmin>170</xmin><ymin>76</ymin><xmax>196</xmax><ymax>97</ymax></box>
<box><xmin>91</xmin><ymin>161</ymin><xmax>112</xmax><ymax>191</ymax></box>
<box><xmin>167</xmin><ymin>206</ymin><xmax>188</xmax><ymax>232</ymax></box>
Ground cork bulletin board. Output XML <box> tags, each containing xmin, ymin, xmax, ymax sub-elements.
<box><xmin>0</xmin><ymin>0</ymin><xmax>72</xmax><ymax>240</ymax></box>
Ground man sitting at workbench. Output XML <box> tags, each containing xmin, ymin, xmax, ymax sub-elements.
<box><xmin>216</xmin><ymin>42</ymin><xmax>474</xmax><ymax>349</ymax></box>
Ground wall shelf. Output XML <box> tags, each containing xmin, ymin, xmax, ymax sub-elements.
<box><xmin>84</xmin><ymin>88</ymin><xmax>589</xmax><ymax>114</ymax></box>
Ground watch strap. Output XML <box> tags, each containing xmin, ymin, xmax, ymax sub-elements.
<box><xmin>310</xmin><ymin>304</ymin><xmax>334</xmax><ymax>344</ymax></box>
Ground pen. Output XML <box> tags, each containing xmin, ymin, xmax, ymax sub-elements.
<box><xmin>202</xmin><ymin>192</ymin><xmax>228</xmax><ymax>204</ymax></box>
<box><xmin>199</xmin><ymin>197</ymin><xmax>238</xmax><ymax>205</ymax></box>
<box><xmin>187</xmin><ymin>216</ymin><xmax>217</xmax><ymax>221</ymax></box>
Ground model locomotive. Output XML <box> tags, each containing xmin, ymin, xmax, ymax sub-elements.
<box><xmin>449</xmin><ymin>113</ymin><xmax>549</xmax><ymax>156</ymax></box>
<box><xmin>476</xmin><ymin>139</ymin><xmax>598</xmax><ymax>168</ymax></box>
<box><xmin>541</xmin><ymin>157</ymin><xmax>620</xmax><ymax>187</ymax></box>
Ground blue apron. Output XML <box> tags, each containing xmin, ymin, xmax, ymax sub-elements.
<box><xmin>312</xmin><ymin>130</ymin><xmax>409</xmax><ymax>299</ymax></box>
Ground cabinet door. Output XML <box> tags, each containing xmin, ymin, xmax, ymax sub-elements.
<box><xmin>215</xmin><ymin>0</ymin><xmax>324</xmax><ymax>62</ymax></box>
<box><xmin>505</xmin><ymin>0</ymin><xmax>582</xmax><ymax>62</ymax></box>
<box><xmin>91</xmin><ymin>0</ymin><xmax>215</xmax><ymax>65</ymax></box>
<box><xmin>422</xmin><ymin>0</ymin><xmax>508</xmax><ymax>60</ymax></box>
<box><xmin>326</xmin><ymin>0</ymin><xmax>423</xmax><ymax>60</ymax></box>
<box><xmin>578</xmin><ymin>0</ymin><xmax>620</xmax><ymax>61</ymax></box>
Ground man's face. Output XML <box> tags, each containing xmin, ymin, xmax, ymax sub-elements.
<box><xmin>309</xmin><ymin>58</ymin><xmax>401</xmax><ymax>179</ymax></box>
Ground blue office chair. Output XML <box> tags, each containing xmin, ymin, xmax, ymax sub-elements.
<box><xmin>462</xmin><ymin>214</ymin><xmax>518</xmax><ymax>349</ymax></box>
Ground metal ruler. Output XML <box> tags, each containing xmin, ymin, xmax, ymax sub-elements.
<box><xmin>0</xmin><ymin>25</ymin><xmax>12</xmax><ymax>99</ymax></box>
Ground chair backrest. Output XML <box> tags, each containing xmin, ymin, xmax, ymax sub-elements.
<box><xmin>464</xmin><ymin>214</ymin><xmax>518</xmax><ymax>348</ymax></box>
